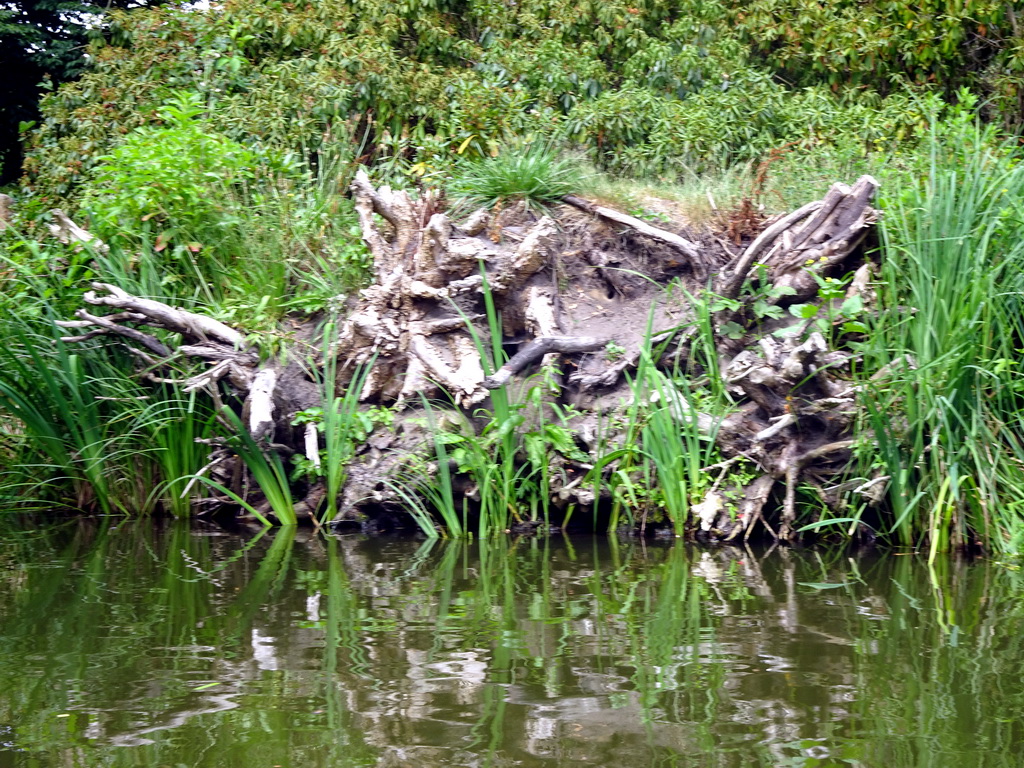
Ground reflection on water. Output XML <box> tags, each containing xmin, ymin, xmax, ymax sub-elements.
<box><xmin>0</xmin><ymin>521</ymin><xmax>1022</xmax><ymax>767</ymax></box>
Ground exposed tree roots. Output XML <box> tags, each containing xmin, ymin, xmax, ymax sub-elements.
<box><xmin>57</xmin><ymin>174</ymin><xmax>882</xmax><ymax>538</ymax></box>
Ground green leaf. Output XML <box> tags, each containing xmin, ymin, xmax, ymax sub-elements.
<box><xmin>710</xmin><ymin>297</ymin><xmax>742</xmax><ymax>312</ymax></box>
<box><xmin>434</xmin><ymin>432</ymin><xmax>466</xmax><ymax>446</ymax></box>
<box><xmin>719</xmin><ymin>320</ymin><xmax>746</xmax><ymax>340</ymax></box>
<box><xmin>772</xmin><ymin>324</ymin><xmax>802</xmax><ymax>338</ymax></box>
<box><xmin>797</xmin><ymin>581</ymin><xmax>848</xmax><ymax>590</ymax></box>
<box><xmin>789</xmin><ymin>303</ymin><xmax>819</xmax><ymax>319</ymax></box>
<box><xmin>753</xmin><ymin>299</ymin><xmax>785</xmax><ymax>319</ymax></box>
<box><xmin>767</xmin><ymin>284</ymin><xmax>797</xmax><ymax>299</ymax></box>
<box><xmin>839</xmin><ymin>296</ymin><xmax>864</xmax><ymax>316</ymax></box>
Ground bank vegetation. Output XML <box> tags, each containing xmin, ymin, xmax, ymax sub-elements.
<box><xmin>2</xmin><ymin>0</ymin><xmax>1024</xmax><ymax>555</ymax></box>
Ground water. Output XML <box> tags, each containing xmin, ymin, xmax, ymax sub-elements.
<box><xmin>0</xmin><ymin>521</ymin><xmax>1022</xmax><ymax>767</ymax></box>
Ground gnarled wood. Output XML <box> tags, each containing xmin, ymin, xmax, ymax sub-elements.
<box><xmin>53</xmin><ymin>175</ymin><xmax>880</xmax><ymax>539</ymax></box>
<box><xmin>720</xmin><ymin>175</ymin><xmax>879</xmax><ymax>302</ymax></box>
<box><xmin>335</xmin><ymin>174</ymin><xmax>569</xmax><ymax>406</ymax></box>
<box><xmin>562</xmin><ymin>194</ymin><xmax>708</xmax><ymax>276</ymax></box>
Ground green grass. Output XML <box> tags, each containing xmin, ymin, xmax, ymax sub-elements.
<box><xmin>188</xmin><ymin>408</ymin><xmax>298</xmax><ymax>527</ymax></box>
<box><xmin>147</xmin><ymin>392</ymin><xmax>218</xmax><ymax>518</ymax></box>
<box><xmin>313</xmin><ymin>325</ymin><xmax>376</xmax><ymax>524</ymax></box>
<box><xmin>447</xmin><ymin>143</ymin><xmax>583</xmax><ymax>214</ymax></box>
<box><xmin>855</xmin><ymin>119</ymin><xmax>1024</xmax><ymax>554</ymax></box>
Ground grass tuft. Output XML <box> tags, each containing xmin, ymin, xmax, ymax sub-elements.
<box><xmin>447</xmin><ymin>144</ymin><xmax>582</xmax><ymax>214</ymax></box>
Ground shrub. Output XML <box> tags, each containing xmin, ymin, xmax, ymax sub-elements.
<box><xmin>80</xmin><ymin>92</ymin><xmax>267</xmax><ymax>260</ymax></box>
<box><xmin>23</xmin><ymin>0</ymin><xmax>1006</xmax><ymax>209</ymax></box>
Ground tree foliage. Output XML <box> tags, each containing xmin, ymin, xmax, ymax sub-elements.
<box><xmin>733</xmin><ymin>0</ymin><xmax>1024</xmax><ymax>123</ymax></box>
<box><xmin>18</xmin><ymin>0</ymin><xmax>1024</xmax><ymax>206</ymax></box>
<box><xmin>0</xmin><ymin>1</ymin><xmax>164</xmax><ymax>185</ymax></box>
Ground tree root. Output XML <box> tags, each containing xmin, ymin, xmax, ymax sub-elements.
<box><xmin>54</xmin><ymin>175</ymin><xmax>881</xmax><ymax>538</ymax></box>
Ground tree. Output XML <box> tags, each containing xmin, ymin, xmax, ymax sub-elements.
<box><xmin>0</xmin><ymin>1</ymin><xmax>162</xmax><ymax>185</ymax></box>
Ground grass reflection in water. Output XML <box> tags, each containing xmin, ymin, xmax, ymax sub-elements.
<box><xmin>0</xmin><ymin>521</ymin><xmax>1022</xmax><ymax>767</ymax></box>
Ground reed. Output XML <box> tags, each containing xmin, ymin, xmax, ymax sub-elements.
<box><xmin>314</xmin><ymin>325</ymin><xmax>376</xmax><ymax>524</ymax></box>
<box><xmin>146</xmin><ymin>391</ymin><xmax>217</xmax><ymax>517</ymax></box>
<box><xmin>197</xmin><ymin>408</ymin><xmax>298</xmax><ymax>527</ymax></box>
<box><xmin>0</xmin><ymin>321</ymin><xmax>141</xmax><ymax>513</ymax></box>
<box><xmin>858</xmin><ymin>120</ymin><xmax>1024</xmax><ymax>553</ymax></box>
<box><xmin>415</xmin><ymin>398</ymin><xmax>465</xmax><ymax>537</ymax></box>
<box><xmin>627</xmin><ymin>355</ymin><xmax>721</xmax><ymax>537</ymax></box>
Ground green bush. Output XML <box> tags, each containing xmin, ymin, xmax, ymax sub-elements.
<box><xmin>80</xmin><ymin>92</ymin><xmax>267</xmax><ymax>259</ymax></box>
<box><xmin>732</xmin><ymin>0</ymin><xmax>1023</xmax><ymax>125</ymax></box>
<box><xmin>22</xmin><ymin>0</ymin><xmax>1008</xmax><ymax>209</ymax></box>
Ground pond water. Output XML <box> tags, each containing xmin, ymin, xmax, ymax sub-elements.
<box><xmin>0</xmin><ymin>521</ymin><xmax>1021</xmax><ymax>767</ymax></box>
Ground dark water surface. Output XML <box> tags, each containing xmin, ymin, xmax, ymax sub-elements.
<box><xmin>0</xmin><ymin>521</ymin><xmax>1022</xmax><ymax>767</ymax></box>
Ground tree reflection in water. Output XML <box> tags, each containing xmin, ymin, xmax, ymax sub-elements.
<box><xmin>0</xmin><ymin>521</ymin><xmax>1021</xmax><ymax>767</ymax></box>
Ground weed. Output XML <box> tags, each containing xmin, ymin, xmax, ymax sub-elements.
<box><xmin>855</xmin><ymin>119</ymin><xmax>1024</xmax><ymax>553</ymax></box>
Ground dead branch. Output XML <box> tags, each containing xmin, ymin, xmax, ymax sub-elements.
<box><xmin>483</xmin><ymin>336</ymin><xmax>606</xmax><ymax>389</ymax></box>
<box><xmin>719</xmin><ymin>175</ymin><xmax>879</xmax><ymax>302</ymax></box>
<box><xmin>47</xmin><ymin>209</ymin><xmax>108</xmax><ymax>252</ymax></box>
<box><xmin>81</xmin><ymin>283</ymin><xmax>244</xmax><ymax>346</ymax></box>
<box><xmin>562</xmin><ymin>194</ymin><xmax>707</xmax><ymax>275</ymax></box>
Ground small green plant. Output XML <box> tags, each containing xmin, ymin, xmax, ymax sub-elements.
<box><xmin>295</xmin><ymin>335</ymin><xmax>378</xmax><ymax>524</ymax></box>
<box><xmin>604</xmin><ymin>341</ymin><xmax>627</xmax><ymax>362</ymax></box>
<box><xmin>633</xmin><ymin>363</ymin><xmax>720</xmax><ymax>537</ymax></box>
<box><xmin>447</xmin><ymin>143</ymin><xmax>582</xmax><ymax>214</ymax></box>
<box><xmin>760</xmin><ymin>273</ymin><xmax>868</xmax><ymax>344</ymax></box>
<box><xmin>626</xmin><ymin>205</ymin><xmax>671</xmax><ymax>225</ymax></box>
<box><xmin>81</xmin><ymin>92</ymin><xmax>268</xmax><ymax>271</ymax></box>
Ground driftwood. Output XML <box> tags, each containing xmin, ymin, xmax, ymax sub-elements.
<box><xmin>687</xmin><ymin>176</ymin><xmax>881</xmax><ymax>539</ymax></box>
<box><xmin>333</xmin><ymin>170</ymin><xmax>613</xmax><ymax>407</ymax></box>
<box><xmin>56</xmin><ymin>281</ymin><xmax>320</xmax><ymax>517</ymax></box>
<box><xmin>483</xmin><ymin>336</ymin><xmax>605</xmax><ymax>389</ymax></box>
<box><xmin>54</xmin><ymin>175</ymin><xmax>881</xmax><ymax>538</ymax></box>
<box><xmin>715</xmin><ymin>333</ymin><xmax>858</xmax><ymax>540</ymax></box>
<box><xmin>0</xmin><ymin>194</ymin><xmax>12</xmax><ymax>232</ymax></box>
<box><xmin>48</xmin><ymin>208</ymin><xmax>108</xmax><ymax>252</ymax></box>
<box><xmin>720</xmin><ymin>176</ymin><xmax>879</xmax><ymax>301</ymax></box>
<box><xmin>57</xmin><ymin>282</ymin><xmax>259</xmax><ymax>394</ymax></box>
<box><xmin>562</xmin><ymin>194</ymin><xmax>708</xmax><ymax>276</ymax></box>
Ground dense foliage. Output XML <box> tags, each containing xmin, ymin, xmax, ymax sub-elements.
<box><xmin>734</xmin><ymin>0</ymin><xmax>1023</xmax><ymax>118</ymax></box>
<box><xmin>20</xmin><ymin>0</ymin><xmax>1023</xmax><ymax>208</ymax></box>
<box><xmin>0</xmin><ymin>0</ymin><xmax>165</xmax><ymax>184</ymax></box>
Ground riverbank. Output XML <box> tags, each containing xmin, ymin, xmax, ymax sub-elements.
<box><xmin>2</xmin><ymin>122</ymin><xmax>1024</xmax><ymax>552</ymax></box>
<box><xmin>4</xmin><ymin>110</ymin><xmax>1024</xmax><ymax>553</ymax></box>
